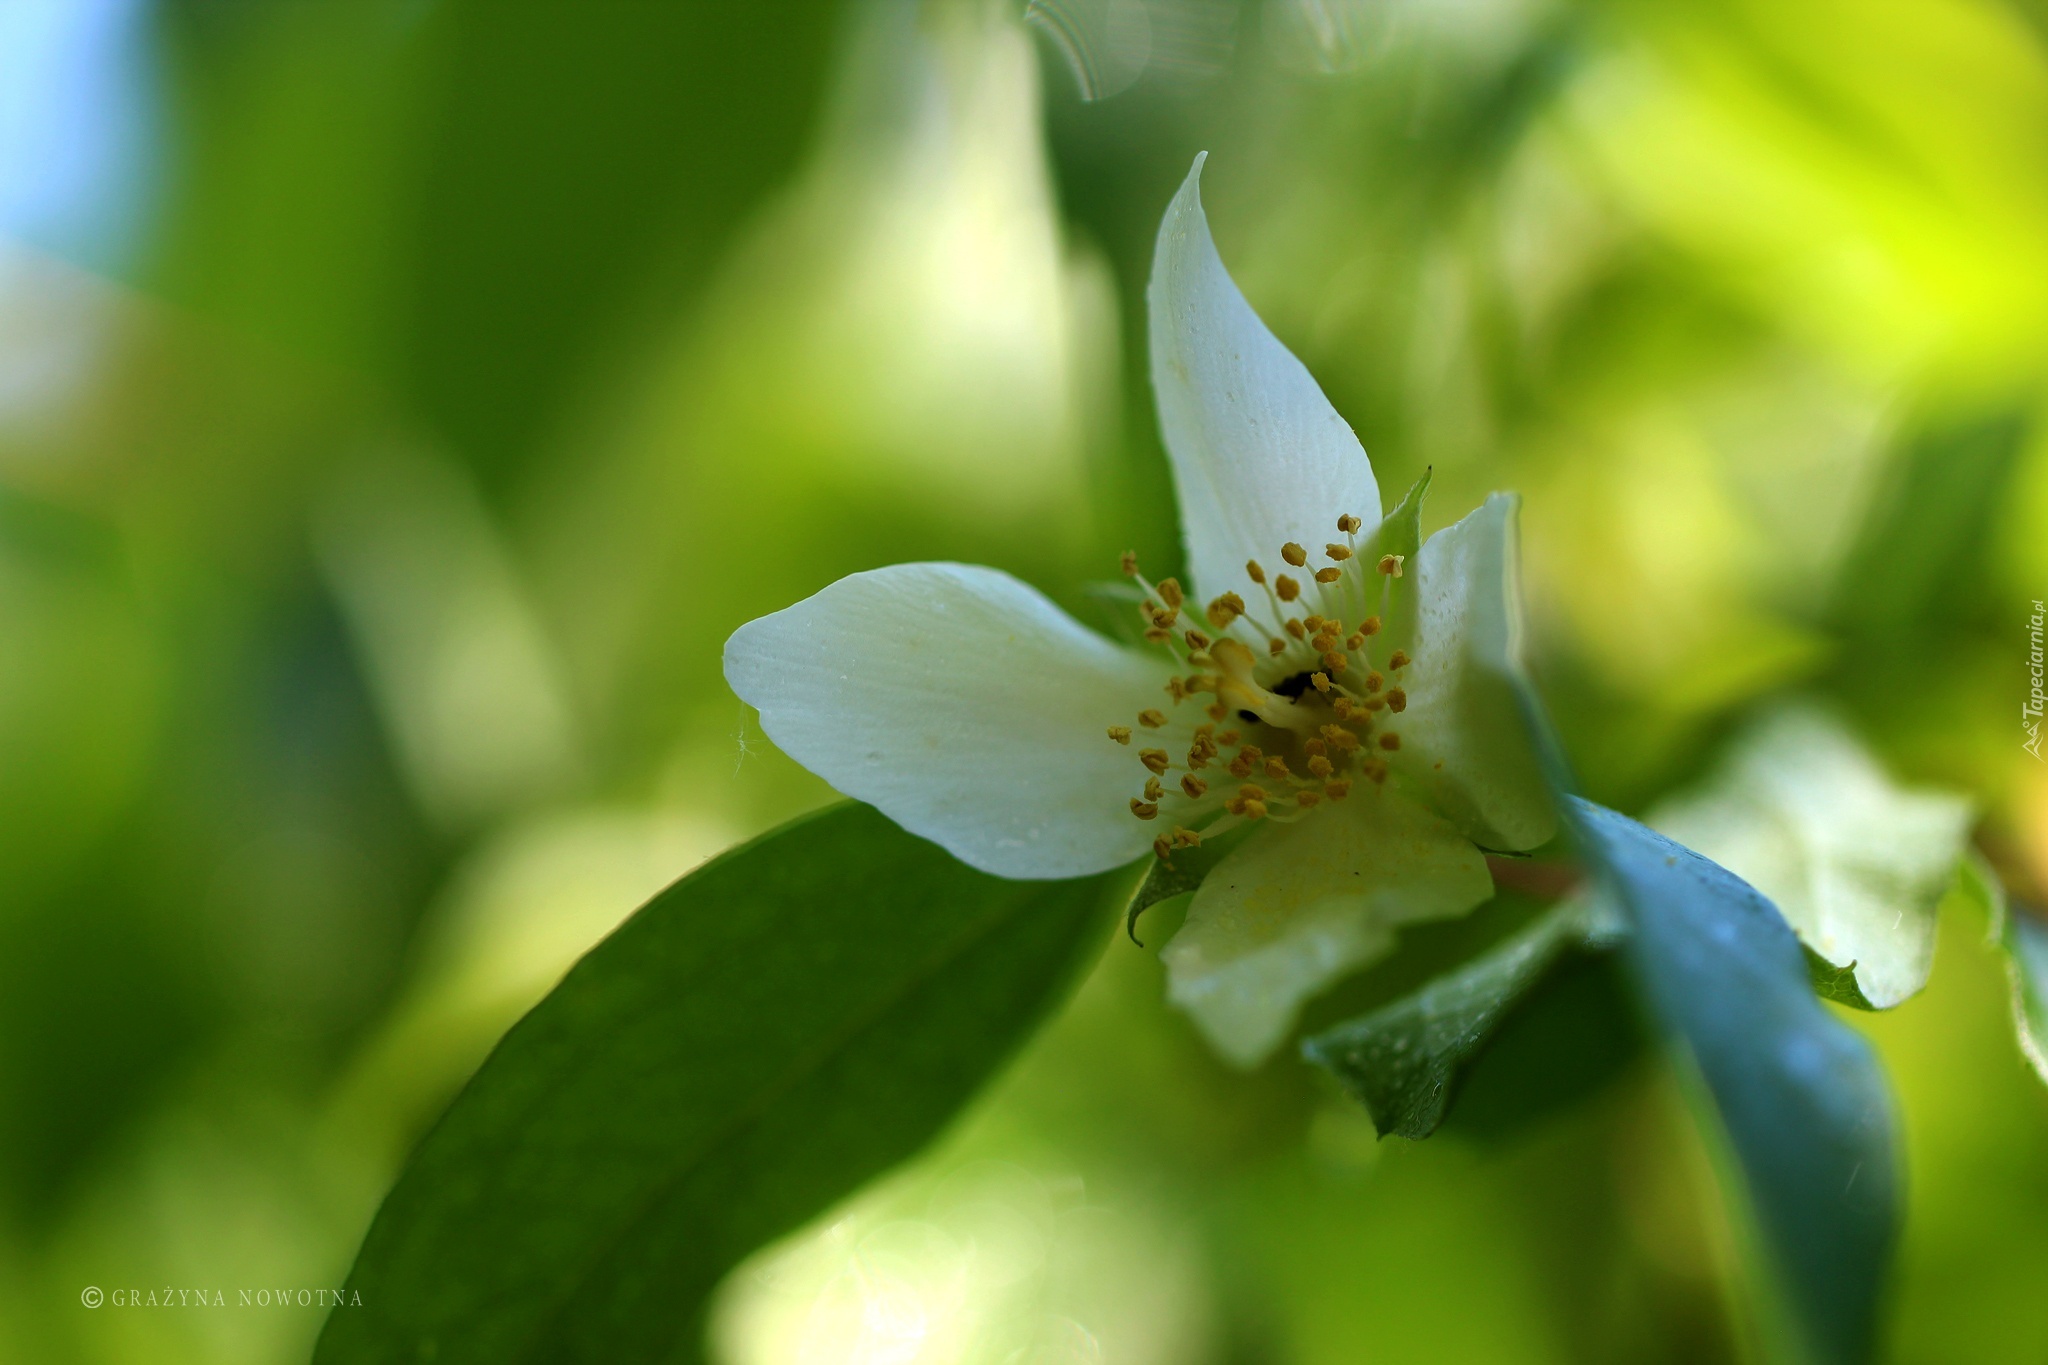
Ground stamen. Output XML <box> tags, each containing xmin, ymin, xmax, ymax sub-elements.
<box><xmin>1183</xmin><ymin>628</ymin><xmax>1211</xmax><ymax>652</ymax></box>
<box><xmin>1154</xmin><ymin>835</ymin><xmax>1172</xmax><ymax>860</ymax></box>
<box><xmin>1360</xmin><ymin>616</ymin><xmax>1381</xmax><ymax>636</ymax></box>
<box><xmin>1363</xmin><ymin>672</ymin><xmax>1383</xmax><ymax>693</ymax></box>
<box><xmin>1121</xmin><ymin>551</ymin><xmax>1139</xmax><ymax>576</ymax></box>
<box><xmin>1337</xmin><ymin>514</ymin><xmax>1362</xmax><ymax>533</ymax></box>
<box><xmin>1172</xmin><ymin>826</ymin><xmax>1201</xmax><ymax>848</ymax></box>
<box><xmin>1181</xmin><ymin>774</ymin><xmax>1209</xmax><ymax>798</ymax></box>
<box><xmin>1144</xmin><ymin>776</ymin><xmax>1164</xmax><ymax>800</ymax></box>
<box><xmin>1325</xmin><ymin>779</ymin><xmax>1352</xmax><ymax>799</ymax></box>
<box><xmin>1325</xmin><ymin>543</ymin><xmax>1353</xmax><ymax>561</ymax></box>
<box><xmin>1138</xmin><ymin>709</ymin><xmax>1167</xmax><ymax>728</ymax></box>
<box><xmin>1268</xmin><ymin>637</ymin><xmax>1287</xmax><ymax>656</ymax></box>
<box><xmin>1388</xmin><ymin>650</ymin><xmax>1410</xmax><ymax>669</ymax></box>
<box><xmin>1140</xmin><ymin>748</ymin><xmax>1171</xmax><ymax>775</ymax></box>
<box><xmin>1284</xmin><ymin>618</ymin><xmax>1305</xmax><ymax>639</ymax></box>
<box><xmin>1386</xmin><ymin>688</ymin><xmax>1407</xmax><ymax>712</ymax></box>
<box><xmin>1281</xmin><ymin>543</ymin><xmax>1308</xmax><ymax>567</ymax></box>
<box><xmin>1246</xmin><ymin>559</ymin><xmax>1267</xmax><ymax>585</ymax></box>
<box><xmin>1157</xmin><ymin>577</ymin><xmax>1185</xmax><ymax>608</ymax></box>
<box><xmin>1377</xmin><ymin>554</ymin><xmax>1404</xmax><ymax>578</ymax></box>
<box><xmin>1275</xmin><ymin>575</ymin><xmax>1301</xmax><ymax>602</ymax></box>
<box><xmin>1264</xmin><ymin>756</ymin><xmax>1291</xmax><ymax>779</ymax></box>
<box><xmin>1296</xmin><ymin>790</ymin><xmax>1322</xmax><ymax>808</ymax></box>
<box><xmin>1314</xmin><ymin>567</ymin><xmax>1342</xmax><ymax>584</ymax></box>
<box><xmin>1107</xmin><ymin>725</ymin><xmax>1132</xmax><ymax>745</ymax></box>
<box><xmin>1311</xmin><ymin>672</ymin><xmax>1331</xmax><ymax>693</ymax></box>
<box><xmin>1205</xmin><ymin>593</ymin><xmax>1245</xmax><ymax>629</ymax></box>
<box><xmin>1131</xmin><ymin>798</ymin><xmax>1160</xmax><ymax>819</ymax></box>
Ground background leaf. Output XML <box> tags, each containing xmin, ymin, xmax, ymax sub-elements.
<box><xmin>1570</xmin><ymin>798</ymin><xmax>1898</xmax><ymax>1365</ymax></box>
<box><xmin>314</xmin><ymin>802</ymin><xmax>1117</xmax><ymax>1365</ymax></box>
<box><xmin>1302</xmin><ymin>891</ymin><xmax>1627</xmax><ymax>1139</ymax></box>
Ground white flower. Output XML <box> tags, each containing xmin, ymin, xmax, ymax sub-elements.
<box><xmin>725</xmin><ymin>155</ymin><xmax>1555</xmax><ymax>1065</ymax></box>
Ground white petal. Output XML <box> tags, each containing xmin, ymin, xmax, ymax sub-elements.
<box><xmin>1162</xmin><ymin>789</ymin><xmax>1494</xmax><ymax>1066</ymax></box>
<box><xmin>1393</xmin><ymin>493</ymin><xmax>1558</xmax><ymax>852</ymax></box>
<box><xmin>1147</xmin><ymin>154</ymin><xmax>1379</xmax><ymax>602</ymax></box>
<box><xmin>1648</xmin><ymin>703</ymin><xmax>1973</xmax><ymax>1009</ymax></box>
<box><xmin>725</xmin><ymin>563</ymin><xmax>1167</xmax><ymax>879</ymax></box>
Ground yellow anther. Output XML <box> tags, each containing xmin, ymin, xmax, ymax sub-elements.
<box><xmin>1269</xmin><ymin>637</ymin><xmax>1286</xmax><ymax>656</ymax></box>
<box><xmin>1304</xmin><ymin>614</ymin><xmax>1327</xmax><ymax>631</ymax></box>
<box><xmin>1153</xmin><ymin>835</ymin><xmax>1172</xmax><ymax>860</ymax></box>
<box><xmin>1158</xmin><ymin>577</ymin><xmax>1185</xmax><ymax>608</ymax></box>
<box><xmin>1264</xmin><ymin>756</ymin><xmax>1291</xmax><ymax>779</ymax></box>
<box><xmin>1183</xmin><ymin>628</ymin><xmax>1211</xmax><ymax>652</ymax></box>
<box><xmin>1121</xmin><ymin>550</ymin><xmax>1139</xmax><ymax>576</ymax></box>
<box><xmin>1246</xmin><ymin>559</ymin><xmax>1267</xmax><ymax>585</ymax></box>
<box><xmin>1386</xmin><ymin>688</ymin><xmax>1407</xmax><ymax>712</ymax></box>
<box><xmin>1346</xmin><ymin>632</ymin><xmax>1365</xmax><ymax>650</ymax></box>
<box><xmin>1239</xmin><ymin>745</ymin><xmax>1264</xmax><ymax>763</ymax></box>
<box><xmin>1337</xmin><ymin>514</ymin><xmax>1362</xmax><ymax>533</ymax></box>
<box><xmin>1107</xmin><ymin>725</ymin><xmax>1132</xmax><ymax>744</ymax></box>
<box><xmin>1239</xmin><ymin>784</ymin><xmax>1268</xmax><ymax>802</ymax></box>
<box><xmin>1364</xmin><ymin>671</ymin><xmax>1383</xmax><ymax>693</ymax></box>
<box><xmin>1228</xmin><ymin>754</ymin><xmax>1254</xmax><ymax>779</ymax></box>
<box><xmin>1304</xmin><ymin>737</ymin><xmax>1327</xmax><ymax>756</ymax></box>
<box><xmin>1275</xmin><ymin>575</ymin><xmax>1300</xmax><ymax>602</ymax></box>
<box><xmin>1144</xmin><ymin>627</ymin><xmax>1172</xmax><ymax>644</ymax></box>
<box><xmin>1140</xmin><ymin>748</ymin><xmax>1171</xmax><ymax>775</ymax></box>
<box><xmin>1206</xmin><ymin>700</ymin><xmax>1230</xmax><ymax>721</ymax></box>
<box><xmin>1144</xmin><ymin>777</ymin><xmax>1165</xmax><ymax>801</ymax></box>
<box><xmin>1307</xmin><ymin>754</ymin><xmax>1333</xmax><ymax>777</ymax></box>
<box><xmin>1314</xmin><ymin>567</ymin><xmax>1342</xmax><ymax>584</ymax></box>
<box><xmin>1296</xmin><ymin>790</ymin><xmax>1322</xmax><ymax>809</ymax></box>
<box><xmin>1311</xmin><ymin>672</ymin><xmax>1330</xmax><ymax>692</ymax></box>
<box><xmin>1284</xmin><ymin>618</ymin><xmax>1306</xmax><ymax>639</ymax></box>
<box><xmin>1142</xmin><ymin>603</ymin><xmax>1179</xmax><ymax>628</ymax></box>
<box><xmin>1388</xmin><ymin>649</ymin><xmax>1410</xmax><ymax>669</ymax></box>
<box><xmin>1331</xmin><ymin>698</ymin><xmax>1355</xmax><ymax>720</ymax></box>
<box><xmin>1325</xmin><ymin>779</ymin><xmax>1352</xmax><ymax>800</ymax></box>
<box><xmin>1166</xmin><ymin>677</ymin><xmax>1188</xmax><ymax>703</ymax></box>
<box><xmin>1379</xmin><ymin>733</ymin><xmax>1401</xmax><ymax>751</ymax></box>
<box><xmin>1322</xmin><ymin>651</ymin><xmax>1347</xmax><ymax>673</ymax></box>
<box><xmin>1181</xmin><ymin>774</ymin><xmax>1209</xmax><ymax>799</ymax></box>
<box><xmin>1360</xmin><ymin>616</ymin><xmax>1381</xmax><ymax>636</ymax></box>
<box><xmin>1139</xmin><ymin>709</ymin><xmax>1167</xmax><ymax>728</ymax></box>
<box><xmin>1282</xmin><ymin>542</ymin><xmax>1308</xmax><ymax>567</ymax></box>
<box><xmin>1243</xmin><ymin>799</ymin><xmax>1269</xmax><ymax>820</ymax></box>
<box><xmin>1217</xmin><ymin>729</ymin><xmax>1242</xmax><ymax>745</ymax></box>
<box><xmin>1172</xmin><ymin>826</ymin><xmax>1202</xmax><ymax>848</ymax></box>
<box><xmin>1206</xmin><ymin>593</ymin><xmax>1245</xmax><ymax>629</ymax></box>
<box><xmin>1377</xmin><ymin>554</ymin><xmax>1404</xmax><ymax>578</ymax></box>
<box><xmin>1325</xmin><ymin>543</ymin><xmax>1353</xmax><ymax>561</ymax></box>
<box><xmin>1131</xmin><ymin>798</ymin><xmax>1160</xmax><ymax>819</ymax></box>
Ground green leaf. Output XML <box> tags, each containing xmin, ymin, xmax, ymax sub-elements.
<box><xmin>1570</xmin><ymin>798</ymin><xmax>1898</xmax><ymax>1365</ymax></box>
<box><xmin>314</xmin><ymin>802</ymin><xmax>1116</xmax><ymax>1365</ymax></box>
<box><xmin>1125</xmin><ymin>823</ymin><xmax>1247</xmax><ymax>946</ymax></box>
<box><xmin>1804</xmin><ymin>945</ymin><xmax>1879</xmax><ymax>1011</ymax></box>
<box><xmin>1302</xmin><ymin>891</ymin><xmax>1626</xmax><ymax>1138</ymax></box>
<box><xmin>1956</xmin><ymin>852</ymin><xmax>2048</xmax><ymax>1085</ymax></box>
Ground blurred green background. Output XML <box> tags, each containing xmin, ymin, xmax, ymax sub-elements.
<box><xmin>3</xmin><ymin>0</ymin><xmax>2046</xmax><ymax>1361</ymax></box>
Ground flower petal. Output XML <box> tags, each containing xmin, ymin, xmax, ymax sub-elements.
<box><xmin>1161</xmin><ymin>789</ymin><xmax>1494</xmax><ymax>1066</ymax></box>
<box><xmin>1147</xmin><ymin>154</ymin><xmax>1379</xmax><ymax>601</ymax></box>
<box><xmin>724</xmin><ymin>563</ymin><xmax>1166</xmax><ymax>878</ymax></box>
<box><xmin>1648</xmin><ymin>703</ymin><xmax>1973</xmax><ymax>1009</ymax></box>
<box><xmin>1392</xmin><ymin>493</ymin><xmax>1558</xmax><ymax>853</ymax></box>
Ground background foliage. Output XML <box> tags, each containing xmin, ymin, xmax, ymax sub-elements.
<box><xmin>2</xmin><ymin>0</ymin><xmax>2045</xmax><ymax>1361</ymax></box>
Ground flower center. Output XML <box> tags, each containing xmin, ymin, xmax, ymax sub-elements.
<box><xmin>1108</xmin><ymin>516</ymin><xmax>1413</xmax><ymax>863</ymax></box>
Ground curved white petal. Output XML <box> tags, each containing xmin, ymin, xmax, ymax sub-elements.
<box><xmin>1648</xmin><ymin>704</ymin><xmax>1972</xmax><ymax>1009</ymax></box>
<box><xmin>1162</xmin><ymin>789</ymin><xmax>1493</xmax><ymax>1067</ymax></box>
<box><xmin>1147</xmin><ymin>154</ymin><xmax>1380</xmax><ymax>602</ymax></box>
<box><xmin>725</xmin><ymin>563</ymin><xmax>1167</xmax><ymax>879</ymax></box>
<box><xmin>1393</xmin><ymin>494</ymin><xmax>1558</xmax><ymax>853</ymax></box>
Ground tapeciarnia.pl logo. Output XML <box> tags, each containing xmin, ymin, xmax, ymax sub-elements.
<box><xmin>2027</xmin><ymin>599</ymin><xmax>2045</xmax><ymax>762</ymax></box>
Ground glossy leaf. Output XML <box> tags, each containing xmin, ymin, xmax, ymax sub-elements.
<box><xmin>1302</xmin><ymin>891</ymin><xmax>1625</xmax><ymax>1138</ymax></box>
<box><xmin>1570</xmin><ymin>798</ymin><xmax>1898</xmax><ymax>1365</ymax></box>
<box><xmin>315</xmin><ymin>802</ymin><xmax>1117</xmax><ymax>1365</ymax></box>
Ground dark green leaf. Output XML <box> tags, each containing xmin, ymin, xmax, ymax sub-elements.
<box><xmin>1302</xmin><ymin>893</ymin><xmax>1625</xmax><ymax>1139</ymax></box>
<box><xmin>1804</xmin><ymin>945</ymin><xmax>1879</xmax><ymax>1011</ymax></box>
<box><xmin>315</xmin><ymin>802</ymin><xmax>1116</xmax><ymax>1365</ymax></box>
<box><xmin>1569</xmin><ymin>798</ymin><xmax>1898</xmax><ymax>1365</ymax></box>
